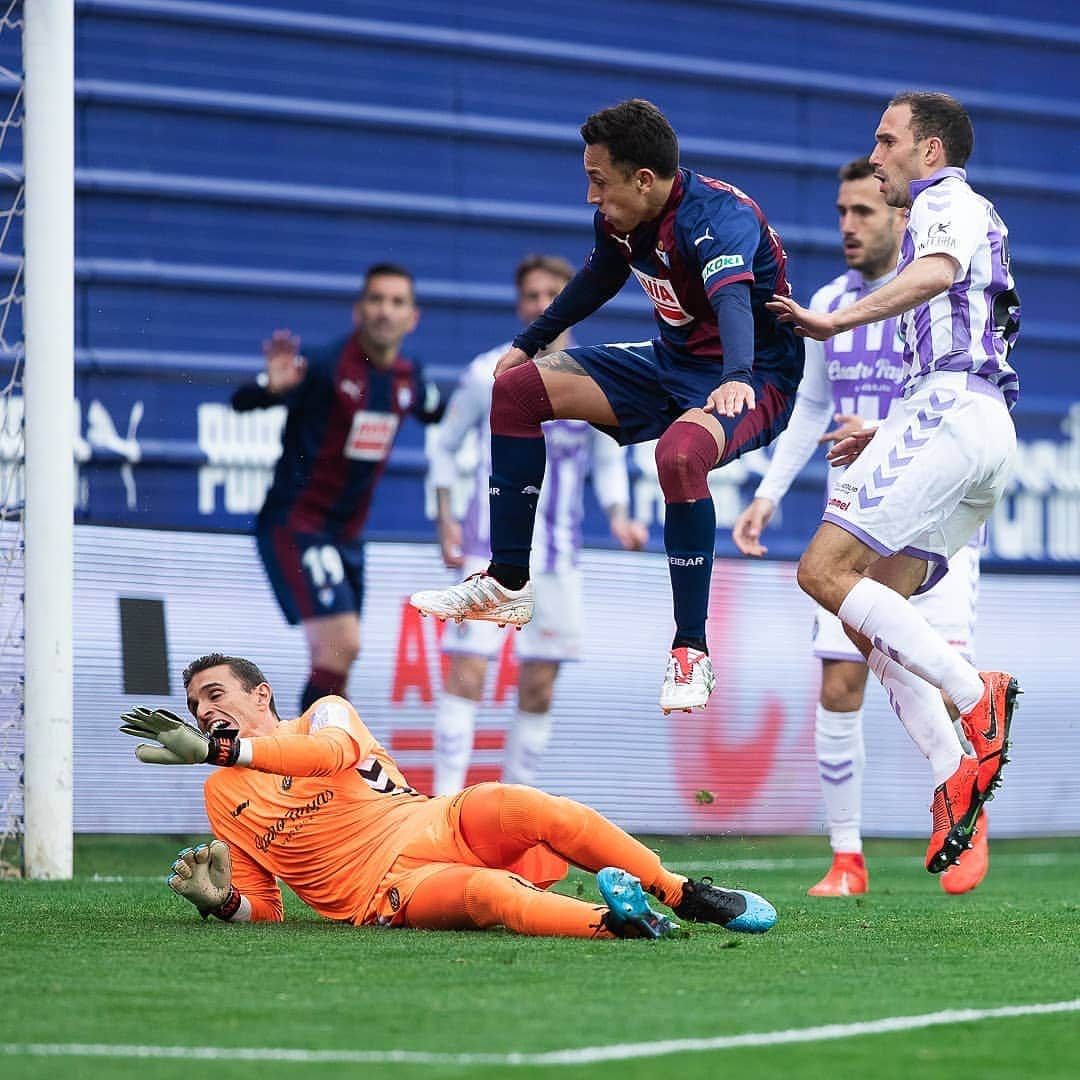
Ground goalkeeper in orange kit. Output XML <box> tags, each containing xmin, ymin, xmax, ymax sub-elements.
<box><xmin>120</xmin><ymin>652</ymin><xmax>777</xmax><ymax>940</ymax></box>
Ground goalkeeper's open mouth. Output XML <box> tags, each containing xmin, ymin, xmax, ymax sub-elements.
<box><xmin>206</xmin><ymin>719</ymin><xmax>233</xmax><ymax>735</ymax></box>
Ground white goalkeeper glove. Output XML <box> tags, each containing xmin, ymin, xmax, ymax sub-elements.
<box><xmin>119</xmin><ymin>706</ymin><xmax>241</xmax><ymax>766</ymax></box>
<box><xmin>169</xmin><ymin>840</ymin><xmax>243</xmax><ymax>920</ymax></box>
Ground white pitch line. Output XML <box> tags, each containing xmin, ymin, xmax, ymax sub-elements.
<box><xmin>3</xmin><ymin>1000</ymin><xmax>1078</xmax><ymax>1067</ymax></box>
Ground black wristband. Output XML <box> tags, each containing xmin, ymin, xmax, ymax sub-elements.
<box><xmin>206</xmin><ymin>728</ymin><xmax>241</xmax><ymax>767</ymax></box>
<box><xmin>209</xmin><ymin>885</ymin><xmax>242</xmax><ymax>921</ymax></box>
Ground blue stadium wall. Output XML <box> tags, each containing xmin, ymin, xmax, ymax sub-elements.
<box><xmin>36</xmin><ymin>0</ymin><xmax>1080</xmax><ymax>564</ymax></box>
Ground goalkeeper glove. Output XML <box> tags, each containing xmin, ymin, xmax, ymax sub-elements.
<box><xmin>169</xmin><ymin>840</ymin><xmax>242</xmax><ymax>920</ymax></box>
<box><xmin>119</xmin><ymin>706</ymin><xmax>241</xmax><ymax>766</ymax></box>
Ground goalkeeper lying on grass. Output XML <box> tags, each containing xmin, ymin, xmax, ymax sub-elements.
<box><xmin>120</xmin><ymin>652</ymin><xmax>777</xmax><ymax>939</ymax></box>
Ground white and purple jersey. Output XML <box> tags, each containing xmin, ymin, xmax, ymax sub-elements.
<box><xmin>429</xmin><ymin>343</ymin><xmax>630</xmax><ymax>575</ymax></box>
<box><xmin>756</xmin><ymin>269</ymin><xmax>904</xmax><ymax>505</ymax></box>
<box><xmin>898</xmin><ymin>167</ymin><xmax>1020</xmax><ymax>408</ymax></box>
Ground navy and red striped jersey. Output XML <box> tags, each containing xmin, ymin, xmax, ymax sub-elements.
<box><xmin>233</xmin><ymin>332</ymin><xmax>442</xmax><ymax>542</ymax></box>
<box><xmin>514</xmin><ymin>168</ymin><xmax>798</xmax><ymax>378</ymax></box>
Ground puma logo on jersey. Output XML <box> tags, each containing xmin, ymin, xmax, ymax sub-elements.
<box><xmin>693</xmin><ymin>227</ymin><xmax>715</xmax><ymax>247</ymax></box>
<box><xmin>522</xmin><ymin>484</ymin><xmax>541</xmax><ymax>496</ymax></box>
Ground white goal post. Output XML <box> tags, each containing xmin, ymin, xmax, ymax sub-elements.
<box><xmin>22</xmin><ymin>0</ymin><xmax>74</xmax><ymax>879</ymax></box>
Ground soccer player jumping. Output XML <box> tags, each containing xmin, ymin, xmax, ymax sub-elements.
<box><xmin>119</xmin><ymin>653</ymin><xmax>777</xmax><ymax>939</ymax></box>
<box><xmin>767</xmin><ymin>92</ymin><xmax>1022</xmax><ymax>876</ymax></box>
<box><xmin>409</xmin><ymin>99</ymin><xmax>804</xmax><ymax>715</ymax></box>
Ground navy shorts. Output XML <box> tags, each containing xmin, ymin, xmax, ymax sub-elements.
<box><xmin>569</xmin><ymin>339</ymin><xmax>801</xmax><ymax>464</ymax></box>
<box><xmin>255</xmin><ymin>524</ymin><xmax>365</xmax><ymax>626</ymax></box>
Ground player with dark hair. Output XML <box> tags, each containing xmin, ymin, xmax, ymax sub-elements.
<box><xmin>118</xmin><ymin>653</ymin><xmax>778</xmax><ymax>939</ymax></box>
<box><xmin>767</xmin><ymin>92</ymin><xmax>1022</xmax><ymax>876</ymax></box>
<box><xmin>734</xmin><ymin>157</ymin><xmax>988</xmax><ymax>896</ymax></box>
<box><xmin>410</xmin><ymin>99</ymin><xmax>804</xmax><ymax>715</ymax></box>
<box><xmin>232</xmin><ymin>264</ymin><xmax>442</xmax><ymax>713</ymax></box>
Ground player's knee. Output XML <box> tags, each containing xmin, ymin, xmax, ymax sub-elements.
<box><xmin>796</xmin><ymin>548</ymin><xmax>828</xmax><ymax>602</ymax></box>
<box><xmin>655</xmin><ymin>422</ymin><xmax>715</xmax><ymax>502</ymax></box>
<box><xmin>816</xmin><ymin>699</ymin><xmax>864</xmax><ymax>734</ymax></box>
<box><xmin>462</xmin><ymin>869</ymin><xmax>524</xmax><ymax>930</ymax></box>
<box><xmin>490</xmin><ymin>362</ymin><xmax>554</xmax><ymax>437</ymax></box>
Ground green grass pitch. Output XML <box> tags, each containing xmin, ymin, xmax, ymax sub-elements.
<box><xmin>1</xmin><ymin>834</ymin><xmax>1078</xmax><ymax>1079</ymax></box>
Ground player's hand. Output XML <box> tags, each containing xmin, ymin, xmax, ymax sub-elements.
<box><xmin>262</xmin><ymin>329</ymin><xmax>307</xmax><ymax>395</ymax></box>
<box><xmin>732</xmin><ymin>496</ymin><xmax>775</xmax><ymax>557</ymax></box>
<box><xmin>819</xmin><ymin>413</ymin><xmax>865</xmax><ymax>445</ymax></box>
<box><xmin>437</xmin><ymin>517</ymin><xmax>464</xmax><ymax>569</ymax></box>
<box><xmin>609</xmin><ymin>516</ymin><xmax>649</xmax><ymax>551</ymax></box>
<box><xmin>168</xmin><ymin>840</ymin><xmax>238</xmax><ymax>919</ymax></box>
<box><xmin>766</xmin><ymin>295</ymin><xmax>838</xmax><ymax>341</ymax></box>
<box><xmin>119</xmin><ymin>706</ymin><xmax>240</xmax><ymax>767</ymax></box>
<box><xmin>494</xmin><ymin>346</ymin><xmax>530</xmax><ymax>378</ymax></box>
<box><xmin>826</xmin><ymin>426</ymin><xmax>878</xmax><ymax>468</ymax></box>
<box><xmin>704</xmin><ymin>380</ymin><xmax>755</xmax><ymax>418</ymax></box>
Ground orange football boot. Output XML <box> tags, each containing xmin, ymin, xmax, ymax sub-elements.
<box><xmin>960</xmin><ymin>671</ymin><xmax>1020</xmax><ymax>797</ymax></box>
<box><xmin>940</xmin><ymin>810</ymin><xmax>989</xmax><ymax>894</ymax></box>
<box><xmin>807</xmin><ymin>852</ymin><xmax>868</xmax><ymax>897</ymax></box>
<box><xmin>926</xmin><ymin>755</ymin><xmax>981</xmax><ymax>873</ymax></box>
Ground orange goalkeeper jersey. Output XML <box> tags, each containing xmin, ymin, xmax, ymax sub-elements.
<box><xmin>204</xmin><ymin>696</ymin><xmax>456</xmax><ymax>924</ymax></box>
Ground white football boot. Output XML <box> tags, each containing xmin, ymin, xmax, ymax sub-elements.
<box><xmin>659</xmin><ymin>646</ymin><xmax>715</xmax><ymax>714</ymax></box>
<box><xmin>409</xmin><ymin>572</ymin><xmax>534</xmax><ymax>628</ymax></box>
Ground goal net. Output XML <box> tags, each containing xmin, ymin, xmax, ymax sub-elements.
<box><xmin>0</xmin><ymin>0</ymin><xmax>23</xmax><ymax>876</ymax></box>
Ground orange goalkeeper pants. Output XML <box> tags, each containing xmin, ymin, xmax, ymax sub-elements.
<box><xmin>401</xmin><ymin>783</ymin><xmax>686</xmax><ymax>937</ymax></box>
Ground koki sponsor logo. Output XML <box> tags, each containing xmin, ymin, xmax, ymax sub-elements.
<box><xmin>630</xmin><ymin>268</ymin><xmax>693</xmax><ymax>326</ymax></box>
<box><xmin>701</xmin><ymin>254</ymin><xmax>745</xmax><ymax>282</ymax></box>
<box><xmin>344</xmin><ymin>410</ymin><xmax>400</xmax><ymax>461</ymax></box>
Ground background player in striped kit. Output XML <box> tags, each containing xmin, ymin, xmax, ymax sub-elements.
<box><xmin>734</xmin><ymin>158</ymin><xmax>987</xmax><ymax>896</ymax></box>
<box><xmin>232</xmin><ymin>264</ymin><xmax>442</xmax><ymax>713</ymax></box>
<box><xmin>768</xmin><ymin>92</ymin><xmax>1021</xmax><ymax>878</ymax></box>
<box><xmin>427</xmin><ymin>255</ymin><xmax>647</xmax><ymax>794</ymax></box>
<box><xmin>410</xmin><ymin>99</ymin><xmax>803</xmax><ymax>716</ymax></box>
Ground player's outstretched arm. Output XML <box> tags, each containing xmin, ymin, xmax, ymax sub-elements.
<box><xmin>168</xmin><ymin>840</ymin><xmax>248</xmax><ymax>921</ymax></box>
<box><xmin>119</xmin><ymin>706</ymin><xmax>242</xmax><ymax>767</ymax></box>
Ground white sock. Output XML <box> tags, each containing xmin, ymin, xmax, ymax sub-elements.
<box><xmin>433</xmin><ymin>693</ymin><xmax>477</xmax><ymax>795</ymax></box>
<box><xmin>501</xmin><ymin>709</ymin><xmax>553</xmax><ymax>786</ymax></box>
<box><xmin>839</xmin><ymin>578</ymin><xmax>985</xmax><ymax>713</ymax></box>
<box><xmin>815</xmin><ymin>705</ymin><xmax>864</xmax><ymax>854</ymax></box>
<box><xmin>868</xmin><ymin>647</ymin><xmax>964</xmax><ymax>787</ymax></box>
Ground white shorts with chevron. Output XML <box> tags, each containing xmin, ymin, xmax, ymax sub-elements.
<box><xmin>821</xmin><ymin>371</ymin><xmax>1015</xmax><ymax>593</ymax></box>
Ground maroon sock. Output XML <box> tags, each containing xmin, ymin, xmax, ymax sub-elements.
<box><xmin>302</xmin><ymin>667</ymin><xmax>348</xmax><ymax>711</ymax></box>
